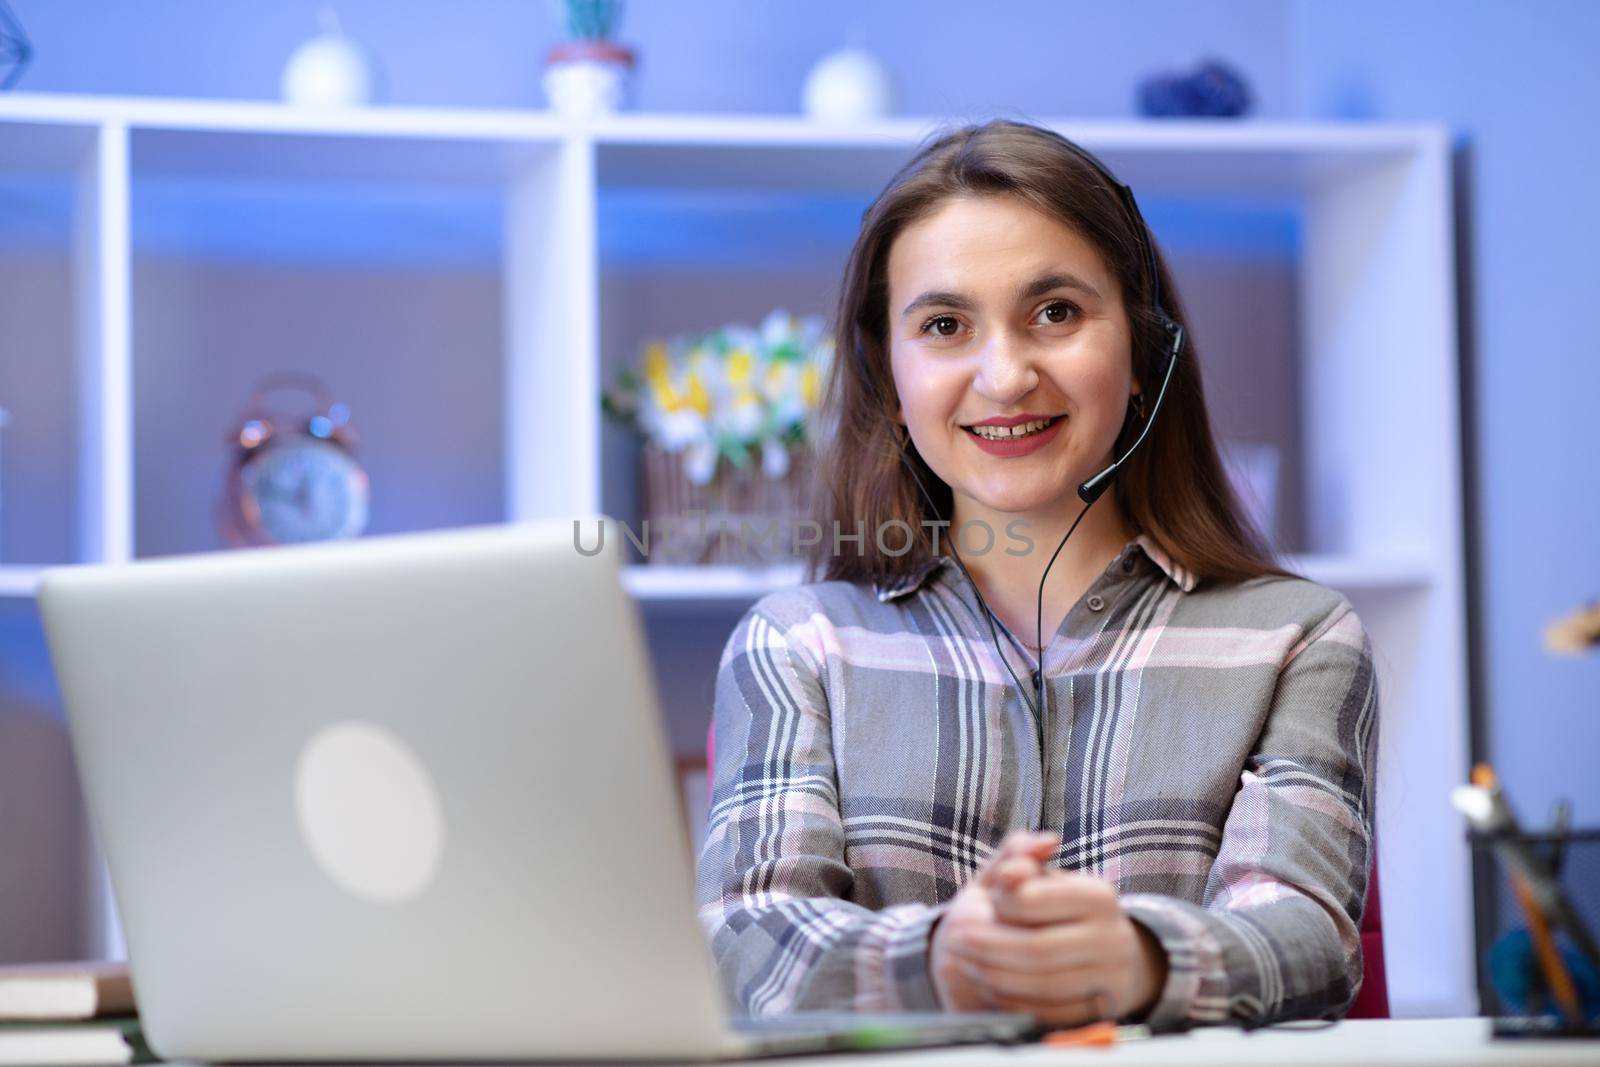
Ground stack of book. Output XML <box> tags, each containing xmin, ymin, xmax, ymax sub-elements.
<box><xmin>0</xmin><ymin>961</ymin><xmax>153</xmax><ymax>1065</ymax></box>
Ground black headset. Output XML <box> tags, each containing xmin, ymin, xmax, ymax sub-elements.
<box><xmin>863</xmin><ymin>134</ymin><xmax>1186</xmax><ymax>738</ymax></box>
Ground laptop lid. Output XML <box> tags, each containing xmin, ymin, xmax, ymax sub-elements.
<box><xmin>38</xmin><ymin>517</ymin><xmax>737</xmax><ymax>1061</ymax></box>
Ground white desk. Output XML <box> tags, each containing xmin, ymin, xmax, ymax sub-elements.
<box><xmin>166</xmin><ymin>1018</ymin><xmax>1600</xmax><ymax>1067</ymax></box>
<box><xmin>795</xmin><ymin>1018</ymin><xmax>1596</xmax><ymax>1067</ymax></box>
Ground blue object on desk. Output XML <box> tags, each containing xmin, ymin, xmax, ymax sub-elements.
<box><xmin>1489</xmin><ymin>927</ymin><xmax>1600</xmax><ymax>1020</ymax></box>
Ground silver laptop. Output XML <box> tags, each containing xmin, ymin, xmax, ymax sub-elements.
<box><xmin>38</xmin><ymin>517</ymin><xmax>1035</xmax><ymax>1061</ymax></box>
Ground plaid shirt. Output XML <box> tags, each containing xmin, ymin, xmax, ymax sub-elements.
<box><xmin>694</xmin><ymin>533</ymin><xmax>1380</xmax><ymax>1031</ymax></box>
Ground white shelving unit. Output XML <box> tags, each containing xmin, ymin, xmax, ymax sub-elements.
<box><xmin>0</xmin><ymin>93</ymin><xmax>1470</xmax><ymax>1017</ymax></box>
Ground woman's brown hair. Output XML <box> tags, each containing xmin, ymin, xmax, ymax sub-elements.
<box><xmin>803</xmin><ymin>117</ymin><xmax>1300</xmax><ymax>591</ymax></box>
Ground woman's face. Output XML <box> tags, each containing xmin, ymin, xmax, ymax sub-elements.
<box><xmin>885</xmin><ymin>193</ymin><xmax>1138</xmax><ymax>522</ymax></box>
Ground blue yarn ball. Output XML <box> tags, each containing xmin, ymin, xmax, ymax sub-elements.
<box><xmin>1137</xmin><ymin>74</ymin><xmax>1199</xmax><ymax>117</ymax></box>
<box><xmin>1136</xmin><ymin>58</ymin><xmax>1253</xmax><ymax>118</ymax></box>
<box><xmin>1189</xmin><ymin>59</ymin><xmax>1252</xmax><ymax>117</ymax></box>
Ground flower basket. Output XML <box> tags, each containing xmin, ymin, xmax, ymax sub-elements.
<box><xmin>641</xmin><ymin>440</ymin><xmax>814</xmax><ymax>565</ymax></box>
<box><xmin>602</xmin><ymin>307</ymin><xmax>833</xmax><ymax>568</ymax></box>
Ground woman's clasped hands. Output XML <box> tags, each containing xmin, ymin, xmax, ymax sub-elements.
<box><xmin>928</xmin><ymin>829</ymin><xmax>1169</xmax><ymax>1027</ymax></box>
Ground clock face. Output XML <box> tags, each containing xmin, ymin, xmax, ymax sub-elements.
<box><xmin>241</xmin><ymin>438</ymin><xmax>370</xmax><ymax>544</ymax></box>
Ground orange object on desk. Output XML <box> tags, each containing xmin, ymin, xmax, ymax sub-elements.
<box><xmin>1042</xmin><ymin>1020</ymin><xmax>1119</xmax><ymax>1047</ymax></box>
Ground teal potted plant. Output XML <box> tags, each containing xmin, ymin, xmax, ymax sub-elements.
<box><xmin>543</xmin><ymin>0</ymin><xmax>636</xmax><ymax>117</ymax></box>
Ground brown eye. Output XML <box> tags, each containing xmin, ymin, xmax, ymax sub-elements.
<box><xmin>920</xmin><ymin>315</ymin><xmax>961</xmax><ymax>338</ymax></box>
<box><xmin>1037</xmin><ymin>300</ymin><xmax>1080</xmax><ymax>325</ymax></box>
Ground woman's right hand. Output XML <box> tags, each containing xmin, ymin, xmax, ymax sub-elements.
<box><xmin>928</xmin><ymin>829</ymin><xmax>1058</xmax><ymax>1012</ymax></box>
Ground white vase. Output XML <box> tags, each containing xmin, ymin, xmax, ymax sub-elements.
<box><xmin>281</xmin><ymin>9</ymin><xmax>381</xmax><ymax>107</ymax></box>
<box><xmin>802</xmin><ymin>47</ymin><xmax>896</xmax><ymax>122</ymax></box>
<box><xmin>543</xmin><ymin>40</ymin><xmax>635</xmax><ymax>117</ymax></box>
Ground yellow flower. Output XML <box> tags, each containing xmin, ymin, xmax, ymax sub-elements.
<box><xmin>727</xmin><ymin>348</ymin><xmax>754</xmax><ymax>387</ymax></box>
<box><xmin>644</xmin><ymin>341</ymin><xmax>670</xmax><ymax>384</ymax></box>
<box><xmin>686</xmin><ymin>372</ymin><xmax>711</xmax><ymax>415</ymax></box>
<box><xmin>650</xmin><ymin>377</ymin><xmax>685</xmax><ymax>412</ymax></box>
<box><xmin>801</xmin><ymin>364</ymin><xmax>820</xmax><ymax>407</ymax></box>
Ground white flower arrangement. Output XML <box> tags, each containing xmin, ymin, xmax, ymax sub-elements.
<box><xmin>602</xmin><ymin>308</ymin><xmax>834</xmax><ymax>486</ymax></box>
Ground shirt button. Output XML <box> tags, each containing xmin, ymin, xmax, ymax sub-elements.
<box><xmin>1087</xmin><ymin>594</ymin><xmax>1105</xmax><ymax>611</ymax></box>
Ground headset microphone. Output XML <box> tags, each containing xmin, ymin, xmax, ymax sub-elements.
<box><xmin>1077</xmin><ymin>318</ymin><xmax>1183</xmax><ymax>505</ymax></box>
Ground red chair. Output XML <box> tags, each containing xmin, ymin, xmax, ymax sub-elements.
<box><xmin>1347</xmin><ymin>855</ymin><xmax>1390</xmax><ymax>1017</ymax></box>
<box><xmin>703</xmin><ymin>720</ymin><xmax>1388</xmax><ymax>1017</ymax></box>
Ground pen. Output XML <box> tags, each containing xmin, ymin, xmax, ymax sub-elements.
<box><xmin>1508</xmin><ymin>867</ymin><xmax>1584</xmax><ymax>1023</ymax></box>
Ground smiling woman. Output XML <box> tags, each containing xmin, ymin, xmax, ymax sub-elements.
<box><xmin>816</xmin><ymin>122</ymin><xmax>1287</xmax><ymax>604</ymax></box>
<box><xmin>694</xmin><ymin>119</ymin><xmax>1381</xmax><ymax>1034</ymax></box>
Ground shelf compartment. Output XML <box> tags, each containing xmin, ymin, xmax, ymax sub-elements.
<box><xmin>125</xmin><ymin>128</ymin><xmax>553</xmax><ymax>558</ymax></box>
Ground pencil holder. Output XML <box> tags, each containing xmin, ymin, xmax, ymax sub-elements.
<box><xmin>1469</xmin><ymin>826</ymin><xmax>1600</xmax><ymax>1038</ymax></box>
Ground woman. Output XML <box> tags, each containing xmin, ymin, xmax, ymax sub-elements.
<box><xmin>694</xmin><ymin>118</ymin><xmax>1379</xmax><ymax>1033</ymax></box>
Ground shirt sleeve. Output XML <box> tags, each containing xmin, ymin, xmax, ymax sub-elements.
<box><xmin>693</xmin><ymin>599</ymin><xmax>951</xmax><ymax>1016</ymax></box>
<box><xmin>1118</xmin><ymin>594</ymin><xmax>1381</xmax><ymax>1031</ymax></box>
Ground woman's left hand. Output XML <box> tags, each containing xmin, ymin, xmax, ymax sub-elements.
<box><xmin>942</xmin><ymin>859</ymin><xmax>1169</xmax><ymax>1027</ymax></box>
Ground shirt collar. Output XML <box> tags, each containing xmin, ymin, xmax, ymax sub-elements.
<box><xmin>1134</xmin><ymin>531</ymin><xmax>1200</xmax><ymax>593</ymax></box>
<box><xmin>871</xmin><ymin>555</ymin><xmax>946</xmax><ymax>602</ymax></box>
<box><xmin>871</xmin><ymin>531</ymin><xmax>1198</xmax><ymax>602</ymax></box>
